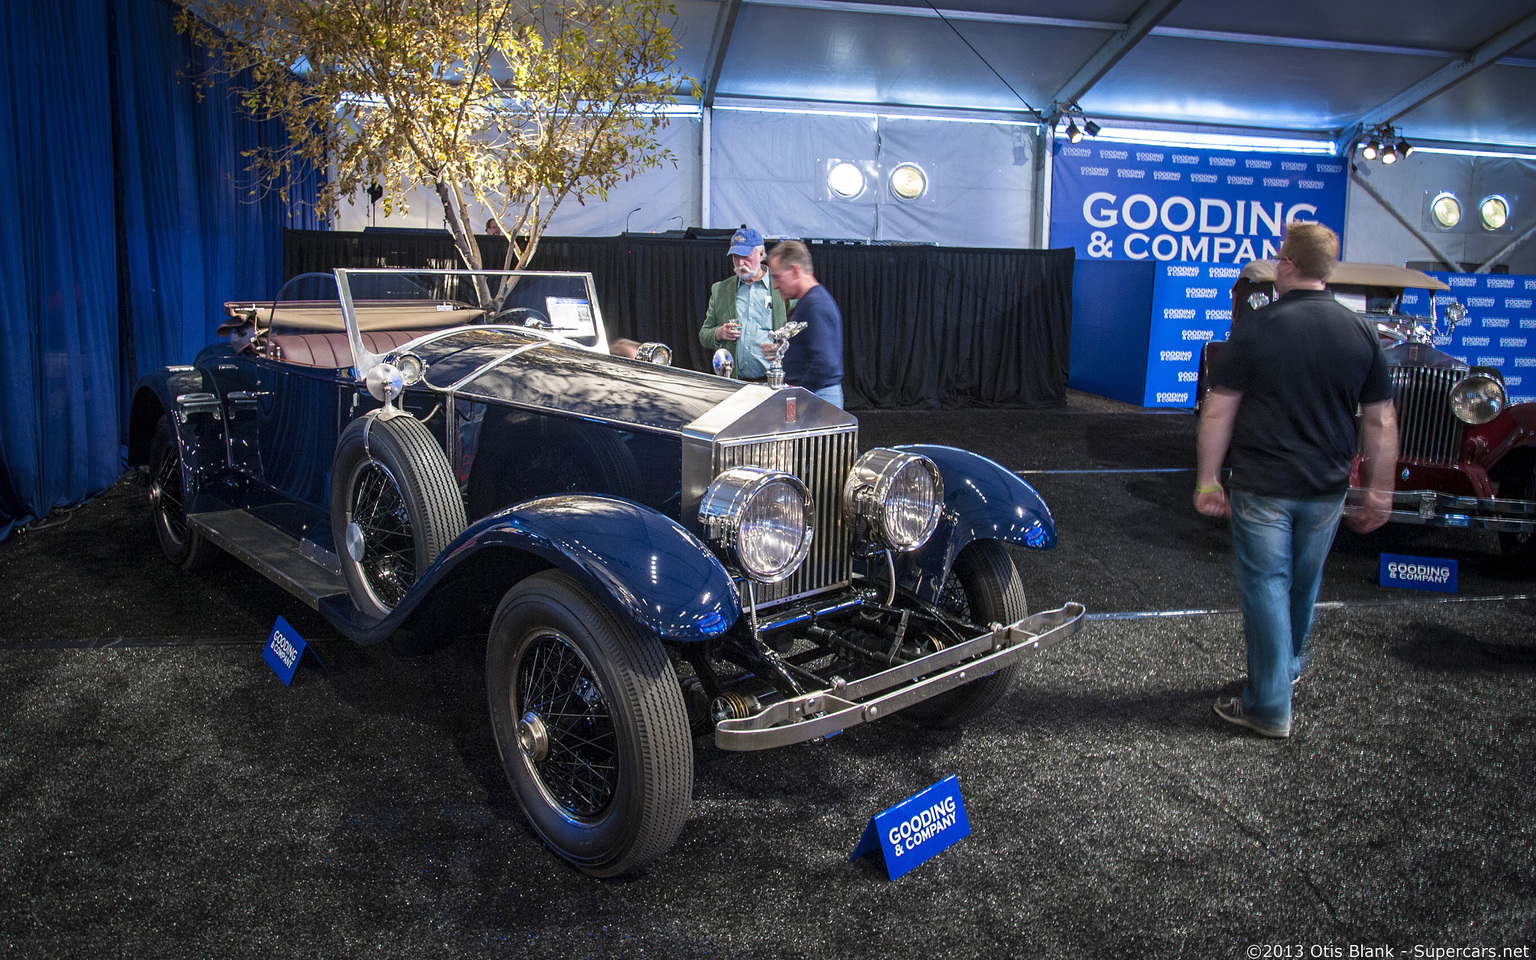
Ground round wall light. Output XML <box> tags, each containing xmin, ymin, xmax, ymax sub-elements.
<box><xmin>828</xmin><ymin>161</ymin><xmax>866</xmax><ymax>199</ymax></box>
<box><xmin>889</xmin><ymin>163</ymin><xmax>927</xmax><ymax>201</ymax></box>
<box><xmin>1480</xmin><ymin>195</ymin><xmax>1510</xmax><ymax>231</ymax></box>
<box><xmin>1431</xmin><ymin>192</ymin><xmax>1462</xmax><ymax>229</ymax></box>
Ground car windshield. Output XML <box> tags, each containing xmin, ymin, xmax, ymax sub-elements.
<box><xmin>334</xmin><ymin>269</ymin><xmax>604</xmax><ymax>349</ymax></box>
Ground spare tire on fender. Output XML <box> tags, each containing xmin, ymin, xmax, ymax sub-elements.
<box><xmin>330</xmin><ymin>414</ymin><xmax>466</xmax><ymax>619</ymax></box>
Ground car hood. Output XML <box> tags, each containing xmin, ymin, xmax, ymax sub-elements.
<box><xmin>414</xmin><ymin>327</ymin><xmax>744</xmax><ymax>432</ymax></box>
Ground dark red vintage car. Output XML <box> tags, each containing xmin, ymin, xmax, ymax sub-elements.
<box><xmin>1201</xmin><ymin>260</ymin><xmax>1536</xmax><ymax>566</ymax></box>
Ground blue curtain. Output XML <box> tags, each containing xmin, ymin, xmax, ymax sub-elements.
<box><xmin>0</xmin><ymin>1</ymin><xmax>121</xmax><ymax>541</ymax></box>
<box><xmin>0</xmin><ymin>0</ymin><xmax>321</xmax><ymax>540</ymax></box>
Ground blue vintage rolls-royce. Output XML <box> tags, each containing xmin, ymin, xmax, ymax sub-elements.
<box><xmin>128</xmin><ymin>267</ymin><xmax>1083</xmax><ymax>876</ymax></box>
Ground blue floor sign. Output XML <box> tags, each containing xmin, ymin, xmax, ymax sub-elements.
<box><xmin>263</xmin><ymin>616</ymin><xmax>309</xmax><ymax>685</ymax></box>
<box><xmin>1380</xmin><ymin>554</ymin><xmax>1457</xmax><ymax>593</ymax></box>
<box><xmin>851</xmin><ymin>775</ymin><xmax>971</xmax><ymax>880</ymax></box>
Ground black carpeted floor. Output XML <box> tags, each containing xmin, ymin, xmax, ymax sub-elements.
<box><xmin>2</xmin><ymin>396</ymin><xmax>1533</xmax><ymax>958</ymax></box>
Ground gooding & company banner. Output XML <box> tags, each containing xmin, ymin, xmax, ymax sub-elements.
<box><xmin>1142</xmin><ymin>262</ymin><xmax>1243</xmax><ymax>407</ymax></box>
<box><xmin>1052</xmin><ymin>141</ymin><xmax>1348</xmax><ymax>264</ymax></box>
<box><xmin>1421</xmin><ymin>276</ymin><xmax>1536</xmax><ymax>404</ymax></box>
<box><xmin>1053</xmin><ymin>140</ymin><xmax>1349</xmax><ymax>407</ymax></box>
<box><xmin>1136</xmin><ymin>268</ymin><xmax>1536</xmax><ymax>408</ymax></box>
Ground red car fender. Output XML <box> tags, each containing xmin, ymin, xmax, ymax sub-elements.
<box><xmin>1465</xmin><ymin>402</ymin><xmax>1536</xmax><ymax>475</ymax></box>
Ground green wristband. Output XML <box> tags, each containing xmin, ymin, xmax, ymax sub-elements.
<box><xmin>1195</xmin><ymin>483</ymin><xmax>1223</xmax><ymax>495</ymax></box>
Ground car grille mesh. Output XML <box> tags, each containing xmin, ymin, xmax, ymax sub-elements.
<box><xmin>717</xmin><ymin>429</ymin><xmax>857</xmax><ymax>606</ymax></box>
<box><xmin>1391</xmin><ymin>366</ymin><xmax>1464</xmax><ymax>464</ymax></box>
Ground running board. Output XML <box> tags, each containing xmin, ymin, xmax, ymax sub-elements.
<box><xmin>187</xmin><ymin>510</ymin><xmax>347</xmax><ymax>611</ymax></box>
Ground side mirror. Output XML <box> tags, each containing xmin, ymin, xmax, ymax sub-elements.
<box><xmin>712</xmin><ymin>347</ymin><xmax>735</xmax><ymax>379</ymax></box>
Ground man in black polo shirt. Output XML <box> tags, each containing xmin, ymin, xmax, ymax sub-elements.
<box><xmin>1195</xmin><ymin>222</ymin><xmax>1398</xmax><ymax>738</ymax></box>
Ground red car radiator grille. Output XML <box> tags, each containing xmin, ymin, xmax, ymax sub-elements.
<box><xmin>1391</xmin><ymin>366</ymin><xmax>1465</xmax><ymax>464</ymax></box>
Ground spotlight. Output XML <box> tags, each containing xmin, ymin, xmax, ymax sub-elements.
<box><xmin>1397</xmin><ymin>138</ymin><xmax>1414</xmax><ymax>158</ymax></box>
<box><xmin>889</xmin><ymin>163</ymin><xmax>927</xmax><ymax>201</ymax></box>
<box><xmin>1362</xmin><ymin>139</ymin><xmax>1380</xmax><ymax>160</ymax></box>
<box><xmin>1084</xmin><ymin>119</ymin><xmax>1101</xmax><ymax>138</ymax></box>
<box><xmin>1481</xmin><ymin>195</ymin><xmax>1509</xmax><ymax>231</ymax></box>
<box><xmin>1066</xmin><ymin>120</ymin><xmax>1083</xmax><ymax>143</ymax></box>
<box><xmin>1431</xmin><ymin>192</ymin><xmax>1462</xmax><ymax>229</ymax></box>
<box><xmin>1382</xmin><ymin>142</ymin><xmax>1398</xmax><ymax>164</ymax></box>
<box><xmin>827</xmin><ymin>161</ymin><xmax>865</xmax><ymax>199</ymax></box>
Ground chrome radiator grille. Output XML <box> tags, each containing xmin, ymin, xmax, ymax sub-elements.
<box><xmin>1391</xmin><ymin>366</ymin><xmax>1464</xmax><ymax>463</ymax></box>
<box><xmin>717</xmin><ymin>428</ymin><xmax>858</xmax><ymax>606</ymax></box>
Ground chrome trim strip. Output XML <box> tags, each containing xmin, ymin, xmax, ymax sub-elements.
<box><xmin>391</xmin><ymin>324</ymin><xmax>534</xmax><ymax>363</ymax></box>
<box><xmin>714</xmin><ymin>603</ymin><xmax>1086</xmax><ymax>750</ymax></box>
<box><xmin>1375</xmin><ymin>488</ymin><xmax>1536</xmax><ymax>532</ymax></box>
<box><xmin>439</xmin><ymin>341</ymin><xmax>554</xmax><ymax>393</ymax></box>
<box><xmin>446</xmin><ymin>386</ymin><xmax>460</xmax><ymax>493</ymax></box>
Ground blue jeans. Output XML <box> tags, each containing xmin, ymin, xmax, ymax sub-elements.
<box><xmin>813</xmin><ymin>384</ymin><xmax>844</xmax><ymax>409</ymax></box>
<box><xmin>1228</xmin><ymin>490</ymin><xmax>1345</xmax><ymax>731</ymax></box>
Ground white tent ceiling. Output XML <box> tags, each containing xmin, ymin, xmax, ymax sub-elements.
<box><xmin>667</xmin><ymin>0</ymin><xmax>1536</xmax><ymax>154</ymax></box>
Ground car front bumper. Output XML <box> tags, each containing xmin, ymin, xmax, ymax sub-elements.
<box><xmin>1372</xmin><ymin>488</ymin><xmax>1536</xmax><ymax>533</ymax></box>
<box><xmin>713</xmin><ymin>602</ymin><xmax>1086</xmax><ymax>750</ymax></box>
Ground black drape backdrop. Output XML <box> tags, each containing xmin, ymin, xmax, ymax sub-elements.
<box><xmin>284</xmin><ymin>230</ymin><xmax>1075</xmax><ymax>410</ymax></box>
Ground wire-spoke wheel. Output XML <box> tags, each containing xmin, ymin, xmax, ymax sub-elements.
<box><xmin>488</xmin><ymin>571</ymin><xmax>692</xmax><ymax>878</ymax></box>
<box><xmin>148</xmin><ymin>416</ymin><xmax>216</xmax><ymax>570</ymax></box>
<box><xmin>331</xmin><ymin>414</ymin><xmax>465</xmax><ymax>619</ymax></box>
<box><xmin>349</xmin><ymin>460</ymin><xmax>416</xmax><ymax>610</ymax></box>
<box><xmin>904</xmin><ymin>540</ymin><xmax>1027</xmax><ymax>728</ymax></box>
<box><xmin>515</xmin><ymin>630</ymin><xmax>619</xmax><ymax>817</ymax></box>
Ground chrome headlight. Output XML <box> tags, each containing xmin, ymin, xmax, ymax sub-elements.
<box><xmin>1450</xmin><ymin>373</ymin><xmax>1506</xmax><ymax>425</ymax></box>
<box><xmin>842</xmin><ymin>449</ymin><xmax>943</xmax><ymax>551</ymax></box>
<box><xmin>699</xmin><ymin>466</ymin><xmax>814</xmax><ymax>583</ymax></box>
<box><xmin>636</xmin><ymin>342</ymin><xmax>672</xmax><ymax>366</ymax></box>
<box><xmin>394</xmin><ymin>352</ymin><xmax>425</xmax><ymax>385</ymax></box>
<box><xmin>1248</xmin><ymin>291</ymin><xmax>1271</xmax><ymax>311</ymax></box>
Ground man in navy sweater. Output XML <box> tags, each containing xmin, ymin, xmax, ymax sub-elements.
<box><xmin>765</xmin><ymin>240</ymin><xmax>845</xmax><ymax>408</ymax></box>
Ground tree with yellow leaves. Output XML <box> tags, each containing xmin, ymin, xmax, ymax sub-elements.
<box><xmin>179</xmin><ymin>0</ymin><xmax>688</xmax><ymax>273</ymax></box>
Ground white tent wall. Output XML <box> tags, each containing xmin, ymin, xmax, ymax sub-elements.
<box><xmin>709</xmin><ymin>108</ymin><xmax>880</xmax><ymax>240</ymax></box>
<box><xmin>709</xmin><ymin>108</ymin><xmax>1037</xmax><ymax>245</ymax></box>
<box><xmin>1345</xmin><ymin>152</ymin><xmax>1536</xmax><ymax>273</ymax></box>
<box><xmin>333</xmin><ymin>117</ymin><xmax>703</xmax><ymax>239</ymax></box>
<box><xmin>335</xmin><ymin>109</ymin><xmax>1038</xmax><ymax>248</ymax></box>
<box><xmin>864</xmin><ymin>116</ymin><xmax>1037</xmax><ymax>248</ymax></box>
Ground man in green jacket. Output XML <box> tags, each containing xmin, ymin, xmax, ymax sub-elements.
<box><xmin>698</xmin><ymin>226</ymin><xmax>790</xmax><ymax>381</ymax></box>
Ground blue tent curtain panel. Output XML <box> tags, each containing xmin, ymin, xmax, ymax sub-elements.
<box><xmin>0</xmin><ymin>0</ymin><xmax>121</xmax><ymax>542</ymax></box>
<box><xmin>0</xmin><ymin>0</ymin><xmax>321</xmax><ymax>541</ymax></box>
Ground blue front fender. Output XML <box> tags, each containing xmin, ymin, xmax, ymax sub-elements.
<box><xmin>892</xmin><ymin>444</ymin><xmax>1057</xmax><ymax>605</ymax></box>
<box><xmin>436</xmin><ymin>495</ymin><xmax>741</xmax><ymax>643</ymax></box>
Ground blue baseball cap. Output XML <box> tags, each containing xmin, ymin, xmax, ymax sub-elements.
<box><xmin>728</xmin><ymin>227</ymin><xmax>764</xmax><ymax>257</ymax></box>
